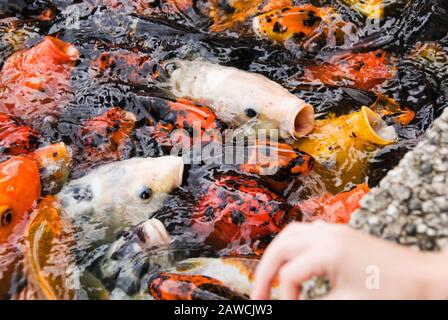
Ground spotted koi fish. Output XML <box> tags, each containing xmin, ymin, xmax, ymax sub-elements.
<box><xmin>0</xmin><ymin>112</ymin><xmax>39</xmax><ymax>156</ymax></box>
<box><xmin>342</xmin><ymin>0</ymin><xmax>384</xmax><ymax>19</ymax></box>
<box><xmin>207</xmin><ymin>0</ymin><xmax>292</xmax><ymax>32</ymax></box>
<box><xmin>0</xmin><ymin>37</ymin><xmax>79</xmax><ymax>127</ymax></box>
<box><xmin>72</xmin><ymin>107</ymin><xmax>136</xmax><ymax>177</ymax></box>
<box><xmin>155</xmin><ymin>171</ymin><xmax>295</xmax><ymax>253</ymax></box>
<box><xmin>91</xmin><ymin>50</ymin><xmax>155</xmax><ymax>85</ymax></box>
<box><xmin>303</xmin><ymin>50</ymin><xmax>396</xmax><ymax>91</ymax></box>
<box><xmin>147</xmin><ymin>98</ymin><xmax>224</xmax><ymax>149</ymax></box>
<box><xmin>253</xmin><ymin>5</ymin><xmax>358</xmax><ymax>50</ymax></box>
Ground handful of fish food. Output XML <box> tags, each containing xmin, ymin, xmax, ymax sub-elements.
<box><xmin>0</xmin><ymin>0</ymin><xmax>446</xmax><ymax>300</ymax></box>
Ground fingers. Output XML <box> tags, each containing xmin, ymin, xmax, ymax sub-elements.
<box><xmin>251</xmin><ymin>223</ymin><xmax>311</xmax><ymax>299</ymax></box>
<box><xmin>278</xmin><ymin>253</ymin><xmax>327</xmax><ymax>300</ymax></box>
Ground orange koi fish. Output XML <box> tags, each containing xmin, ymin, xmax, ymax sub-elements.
<box><xmin>22</xmin><ymin>196</ymin><xmax>75</xmax><ymax>300</ymax></box>
<box><xmin>0</xmin><ymin>36</ymin><xmax>79</xmax><ymax>126</ymax></box>
<box><xmin>0</xmin><ymin>112</ymin><xmax>39</xmax><ymax>156</ymax></box>
<box><xmin>207</xmin><ymin>0</ymin><xmax>292</xmax><ymax>32</ymax></box>
<box><xmin>148</xmin><ymin>98</ymin><xmax>223</xmax><ymax>149</ymax></box>
<box><xmin>370</xmin><ymin>95</ymin><xmax>415</xmax><ymax>126</ymax></box>
<box><xmin>297</xmin><ymin>183</ymin><xmax>370</xmax><ymax>224</ymax></box>
<box><xmin>73</xmin><ymin>108</ymin><xmax>136</xmax><ymax>176</ymax></box>
<box><xmin>252</xmin><ymin>5</ymin><xmax>358</xmax><ymax>49</ymax></box>
<box><xmin>28</xmin><ymin>142</ymin><xmax>72</xmax><ymax>195</ymax></box>
<box><xmin>91</xmin><ymin>50</ymin><xmax>155</xmax><ymax>85</ymax></box>
<box><xmin>0</xmin><ymin>157</ymin><xmax>40</xmax><ymax>244</ymax></box>
<box><xmin>239</xmin><ymin>140</ymin><xmax>314</xmax><ymax>177</ymax></box>
<box><xmin>303</xmin><ymin>50</ymin><xmax>396</xmax><ymax>91</ymax></box>
<box><xmin>190</xmin><ymin>173</ymin><xmax>293</xmax><ymax>250</ymax></box>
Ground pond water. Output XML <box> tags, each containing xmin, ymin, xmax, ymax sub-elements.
<box><xmin>0</xmin><ymin>0</ymin><xmax>447</xmax><ymax>300</ymax></box>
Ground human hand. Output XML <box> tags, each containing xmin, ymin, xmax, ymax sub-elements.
<box><xmin>251</xmin><ymin>221</ymin><xmax>448</xmax><ymax>300</ymax></box>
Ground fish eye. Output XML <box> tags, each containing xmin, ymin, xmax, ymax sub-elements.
<box><xmin>244</xmin><ymin>108</ymin><xmax>257</xmax><ymax>118</ymax></box>
<box><xmin>0</xmin><ymin>209</ymin><xmax>12</xmax><ymax>227</ymax></box>
<box><xmin>139</xmin><ymin>186</ymin><xmax>153</xmax><ymax>201</ymax></box>
<box><xmin>164</xmin><ymin>62</ymin><xmax>178</xmax><ymax>75</ymax></box>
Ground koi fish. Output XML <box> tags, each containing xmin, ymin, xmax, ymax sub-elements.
<box><xmin>147</xmin><ymin>98</ymin><xmax>224</xmax><ymax>149</ymax></box>
<box><xmin>148</xmin><ymin>257</ymin><xmax>279</xmax><ymax>300</ymax></box>
<box><xmin>165</xmin><ymin>59</ymin><xmax>315</xmax><ymax>139</ymax></box>
<box><xmin>57</xmin><ymin>156</ymin><xmax>184</xmax><ymax>246</ymax></box>
<box><xmin>28</xmin><ymin>142</ymin><xmax>72</xmax><ymax>195</ymax></box>
<box><xmin>252</xmin><ymin>5</ymin><xmax>358</xmax><ymax>49</ymax></box>
<box><xmin>303</xmin><ymin>50</ymin><xmax>396</xmax><ymax>91</ymax></box>
<box><xmin>0</xmin><ymin>112</ymin><xmax>39</xmax><ymax>156</ymax></box>
<box><xmin>22</xmin><ymin>196</ymin><xmax>75</xmax><ymax>300</ymax></box>
<box><xmin>295</xmin><ymin>106</ymin><xmax>397</xmax><ymax>193</ymax></box>
<box><xmin>341</xmin><ymin>0</ymin><xmax>384</xmax><ymax>19</ymax></box>
<box><xmin>155</xmin><ymin>172</ymin><xmax>294</xmax><ymax>253</ymax></box>
<box><xmin>297</xmin><ymin>183</ymin><xmax>370</xmax><ymax>224</ymax></box>
<box><xmin>190</xmin><ymin>173</ymin><xmax>293</xmax><ymax>250</ymax></box>
<box><xmin>0</xmin><ymin>36</ymin><xmax>79</xmax><ymax>127</ymax></box>
<box><xmin>90</xmin><ymin>50</ymin><xmax>155</xmax><ymax>85</ymax></box>
<box><xmin>149</xmin><ymin>273</ymin><xmax>248</xmax><ymax>300</ymax></box>
<box><xmin>0</xmin><ymin>157</ymin><xmax>40</xmax><ymax>244</ymax></box>
<box><xmin>72</xmin><ymin>107</ymin><xmax>136</xmax><ymax>177</ymax></box>
<box><xmin>239</xmin><ymin>140</ymin><xmax>314</xmax><ymax>177</ymax></box>
<box><xmin>207</xmin><ymin>0</ymin><xmax>292</xmax><ymax>32</ymax></box>
<box><xmin>370</xmin><ymin>95</ymin><xmax>415</xmax><ymax>126</ymax></box>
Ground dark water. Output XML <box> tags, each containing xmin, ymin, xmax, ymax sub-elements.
<box><xmin>0</xmin><ymin>0</ymin><xmax>448</xmax><ymax>299</ymax></box>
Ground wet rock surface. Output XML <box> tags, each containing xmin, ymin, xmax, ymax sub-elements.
<box><xmin>350</xmin><ymin>107</ymin><xmax>448</xmax><ymax>251</ymax></box>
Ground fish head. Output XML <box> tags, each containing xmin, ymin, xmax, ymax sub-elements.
<box><xmin>97</xmin><ymin>219</ymin><xmax>171</xmax><ymax>295</ymax></box>
<box><xmin>58</xmin><ymin>156</ymin><xmax>184</xmax><ymax>240</ymax></box>
<box><xmin>0</xmin><ymin>156</ymin><xmax>40</xmax><ymax>244</ymax></box>
<box><xmin>29</xmin><ymin>142</ymin><xmax>72</xmax><ymax>195</ymax></box>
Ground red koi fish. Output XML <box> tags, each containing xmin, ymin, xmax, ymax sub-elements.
<box><xmin>370</xmin><ymin>95</ymin><xmax>415</xmax><ymax>126</ymax></box>
<box><xmin>297</xmin><ymin>183</ymin><xmax>370</xmax><ymax>224</ymax></box>
<box><xmin>303</xmin><ymin>50</ymin><xmax>396</xmax><ymax>91</ymax></box>
<box><xmin>148</xmin><ymin>273</ymin><xmax>248</xmax><ymax>300</ymax></box>
<box><xmin>148</xmin><ymin>98</ymin><xmax>223</xmax><ymax>149</ymax></box>
<box><xmin>240</xmin><ymin>140</ymin><xmax>314</xmax><ymax>177</ymax></box>
<box><xmin>91</xmin><ymin>50</ymin><xmax>155</xmax><ymax>85</ymax></box>
<box><xmin>73</xmin><ymin>108</ymin><xmax>136</xmax><ymax>176</ymax></box>
<box><xmin>0</xmin><ymin>112</ymin><xmax>39</xmax><ymax>156</ymax></box>
<box><xmin>190</xmin><ymin>173</ymin><xmax>293</xmax><ymax>250</ymax></box>
<box><xmin>0</xmin><ymin>157</ymin><xmax>40</xmax><ymax>244</ymax></box>
<box><xmin>0</xmin><ymin>36</ymin><xmax>79</xmax><ymax>126</ymax></box>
